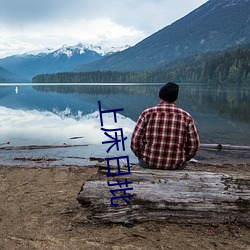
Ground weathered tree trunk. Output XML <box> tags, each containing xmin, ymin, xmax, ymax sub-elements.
<box><xmin>0</xmin><ymin>144</ymin><xmax>88</xmax><ymax>150</ymax></box>
<box><xmin>200</xmin><ymin>143</ymin><xmax>250</xmax><ymax>151</ymax></box>
<box><xmin>76</xmin><ymin>165</ymin><xmax>250</xmax><ymax>225</ymax></box>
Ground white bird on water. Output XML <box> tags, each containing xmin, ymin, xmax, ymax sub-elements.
<box><xmin>15</xmin><ymin>86</ymin><xmax>18</xmax><ymax>94</ymax></box>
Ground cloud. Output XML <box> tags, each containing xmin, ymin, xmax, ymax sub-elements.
<box><xmin>0</xmin><ymin>0</ymin><xmax>208</xmax><ymax>57</ymax></box>
<box><xmin>0</xmin><ymin>0</ymin><xmax>207</xmax><ymax>32</ymax></box>
<box><xmin>0</xmin><ymin>105</ymin><xmax>137</xmax><ymax>166</ymax></box>
<box><xmin>0</xmin><ymin>0</ymin><xmax>72</xmax><ymax>25</ymax></box>
<box><xmin>0</xmin><ymin>17</ymin><xmax>145</xmax><ymax>57</ymax></box>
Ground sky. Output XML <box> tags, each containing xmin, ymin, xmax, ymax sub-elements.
<box><xmin>0</xmin><ymin>0</ymin><xmax>208</xmax><ymax>58</ymax></box>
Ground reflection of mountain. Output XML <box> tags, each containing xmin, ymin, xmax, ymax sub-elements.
<box><xmin>33</xmin><ymin>84</ymin><xmax>250</xmax><ymax>123</ymax></box>
<box><xmin>0</xmin><ymin>86</ymin><xmax>12</xmax><ymax>99</ymax></box>
<box><xmin>33</xmin><ymin>84</ymin><xmax>159</xmax><ymax>97</ymax></box>
<box><xmin>1</xmin><ymin>84</ymin><xmax>250</xmax><ymax>147</ymax></box>
<box><xmin>33</xmin><ymin>84</ymin><xmax>159</xmax><ymax>120</ymax></box>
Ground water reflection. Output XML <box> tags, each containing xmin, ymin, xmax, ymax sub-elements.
<box><xmin>0</xmin><ymin>83</ymin><xmax>249</xmax><ymax>166</ymax></box>
<box><xmin>178</xmin><ymin>84</ymin><xmax>250</xmax><ymax>123</ymax></box>
<box><xmin>33</xmin><ymin>83</ymin><xmax>250</xmax><ymax>123</ymax></box>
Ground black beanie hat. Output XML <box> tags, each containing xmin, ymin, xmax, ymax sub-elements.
<box><xmin>159</xmin><ymin>82</ymin><xmax>179</xmax><ymax>102</ymax></box>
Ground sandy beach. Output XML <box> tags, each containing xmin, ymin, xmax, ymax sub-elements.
<box><xmin>0</xmin><ymin>163</ymin><xmax>249</xmax><ymax>250</ymax></box>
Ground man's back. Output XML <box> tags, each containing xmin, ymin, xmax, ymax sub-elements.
<box><xmin>130</xmin><ymin>82</ymin><xmax>199</xmax><ymax>170</ymax></box>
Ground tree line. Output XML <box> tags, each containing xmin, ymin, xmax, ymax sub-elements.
<box><xmin>32</xmin><ymin>43</ymin><xmax>250</xmax><ymax>85</ymax></box>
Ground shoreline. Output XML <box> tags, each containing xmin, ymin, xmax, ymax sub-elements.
<box><xmin>1</xmin><ymin>146</ymin><xmax>250</xmax><ymax>168</ymax></box>
<box><xmin>1</xmin><ymin>161</ymin><xmax>250</xmax><ymax>171</ymax></box>
<box><xmin>0</xmin><ymin>163</ymin><xmax>249</xmax><ymax>249</ymax></box>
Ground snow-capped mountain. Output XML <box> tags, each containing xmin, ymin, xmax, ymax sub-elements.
<box><xmin>51</xmin><ymin>43</ymin><xmax>130</xmax><ymax>58</ymax></box>
<box><xmin>0</xmin><ymin>43</ymin><xmax>130</xmax><ymax>82</ymax></box>
<box><xmin>28</xmin><ymin>43</ymin><xmax>130</xmax><ymax>58</ymax></box>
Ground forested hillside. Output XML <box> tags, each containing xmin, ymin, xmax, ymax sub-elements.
<box><xmin>75</xmin><ymin>0</ymin><xmax>250</xmax><ymax>72</ymax></box>
<box><xmin>0</xmin><ymin>66</ymin><xmax>26</xmax><ymax>83</ymax></box>
<box><xmin>152</xmin><ymin>43</ymin><xmax>250</xmax><ymax>84</ymax></box>
<box><xmin>33</xmin><ymin>43</ymin><xmax>250</xmax><ymax>85</ymax></box>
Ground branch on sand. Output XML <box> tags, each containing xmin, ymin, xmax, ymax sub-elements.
<box><xmin>0</xmin><ymin>144</ymin><xmax>88</xmax><ymax>151</ymax></box>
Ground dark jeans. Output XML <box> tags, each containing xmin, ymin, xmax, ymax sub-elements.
<box><xmin>138</xmin><ymin>158</ymin><xmax>188</xmax><ymax>170</ymax></box>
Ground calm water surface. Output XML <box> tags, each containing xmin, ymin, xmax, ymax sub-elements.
<box><xmin>0</xmin><ymin>83</ymin><xmax>249</xmax><ymax>166</ymax></box>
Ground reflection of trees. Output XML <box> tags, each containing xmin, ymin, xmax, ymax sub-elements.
<box><xmin>33</xmin><ymin>85</ymin><xmax>160</xmax><ymax>122</ymax></box>
<box><xmin>33</xmin><ymin>84</ymin><xmax>250</xmax><ymax>122</ymax></box>
<box><xmin>177</xmin><ymin>84</ymin><xmax>250</xmax><ymax>122</ymax></box>
<box><xmin>32</xmin><ymin>44</ymin><xmax>250</xmax><ymax>85</ymax></box>
<box><xmin>33</xmin><ymin>84</ymin><xmax>159</xmax><ymax>96</ymax></box>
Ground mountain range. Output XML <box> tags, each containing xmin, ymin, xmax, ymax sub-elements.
<box><xmin>0</xmin><ymin>44</ymin><xmax>129</xmax><ymax>82</ymax></box>
<box><xmin>75</xmin><ymin>0</ymin><xmax>250</xmax><ymax>72</ymax></box>
<box><xmin>0</xmin><ymin>66</ymin><xmax>24</xmax><ymax>83</ymax></box>
<box><xmin>0</xmin><ymin>0</ymin><xmax>249</xmax><ymax>82</ymax></box>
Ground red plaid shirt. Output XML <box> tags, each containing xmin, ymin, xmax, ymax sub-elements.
<box><xmin>130</xmin><ymin>102</ymin><xmax>200</xmax><ymax>169</ymax></box>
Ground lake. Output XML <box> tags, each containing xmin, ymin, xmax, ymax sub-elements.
<box><xmin>0</xmin><ymin>83</ymin><xmax>250</xmax><ymax>167</ymax></box>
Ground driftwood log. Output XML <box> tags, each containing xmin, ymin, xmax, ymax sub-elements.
<box><xmin>0</xmin><ymin>144</ymin><xmax>88</xmax><ymax>150</ymax></box>
<box><xmin>77</xmin><ymin>163</ymin><xmax>250</xmax><ymax>225</ymax></box>
<box><xmin>200</xmin><ymin>143</ymin><xmax>250</xmax><ymax>151</ymax></box>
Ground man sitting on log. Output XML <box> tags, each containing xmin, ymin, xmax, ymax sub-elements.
<box><xmin>130</xmin><ymin>82</ymin><xmax>200</xmax><ymax>170</ymax></box>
